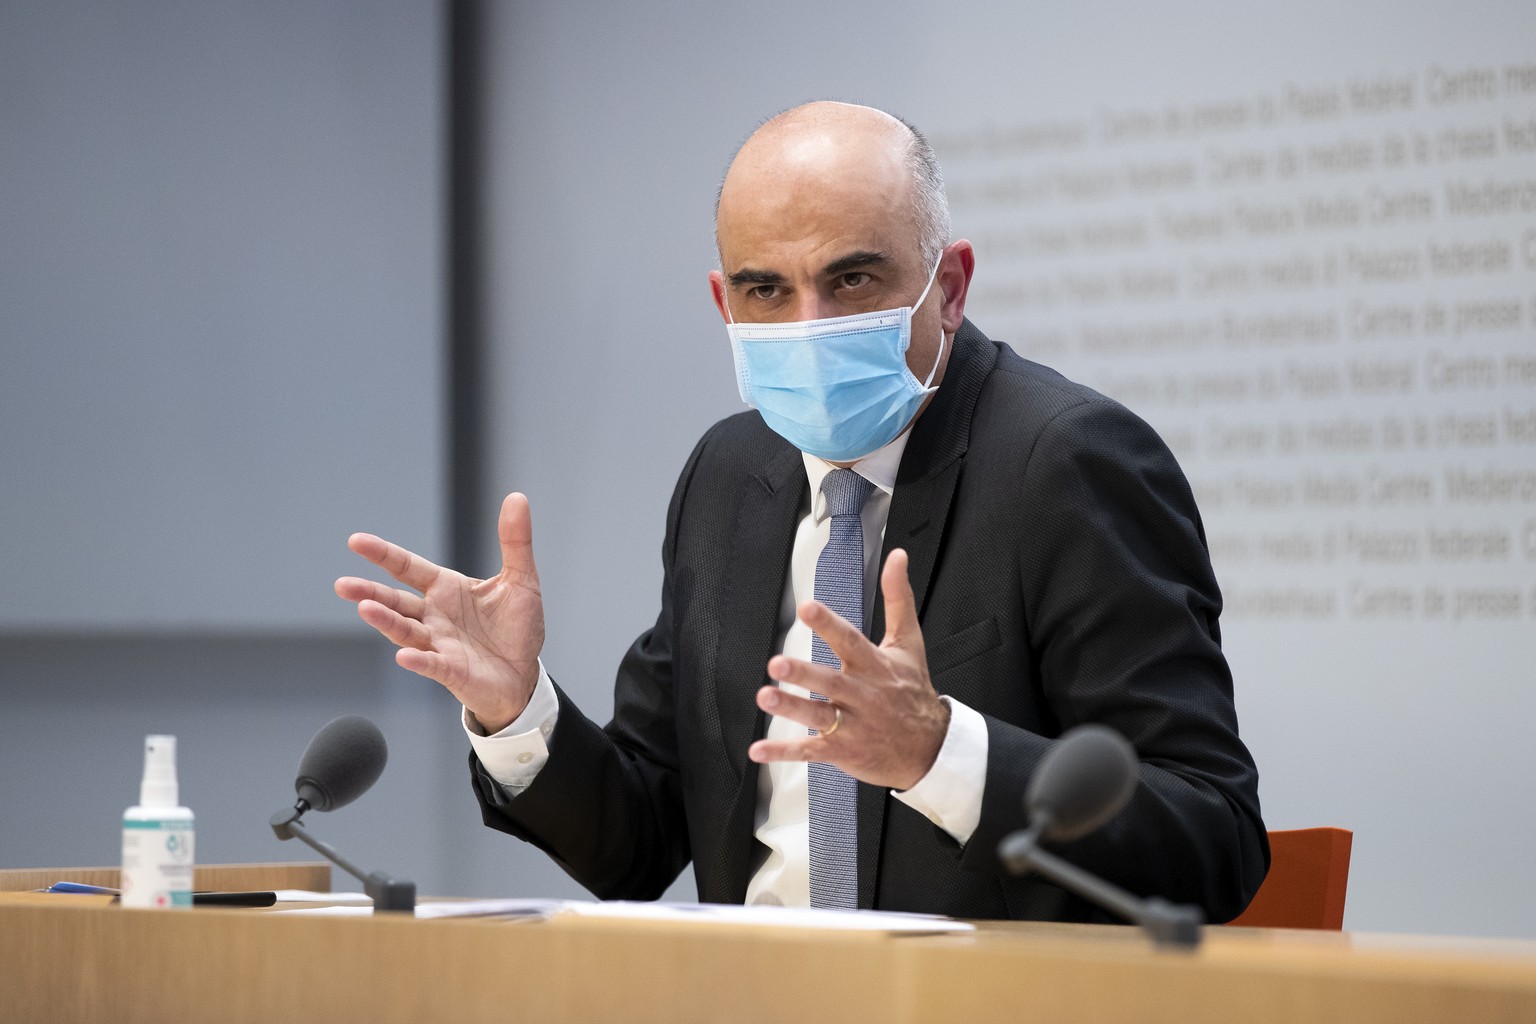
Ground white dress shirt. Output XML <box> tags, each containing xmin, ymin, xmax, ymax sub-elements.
<box><xmin>465</xmin><ymin>429</ymin><xmax>988</xmax><ymax>907</ymax></box>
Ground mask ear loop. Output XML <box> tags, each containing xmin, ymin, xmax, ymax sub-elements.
<box><xmin>911</xmin><ymin>253</ymin><xmax>943</xmax><ymax>314</ymax></box>
<box><xmin>914</xmin><ymin>254</ymin><xmax>946</xmax><ymax>389</ymax></box>
<box><xmin>920</xmin><ymin>327</ymin><xmax>946</xmax><ymax>389</ymax></box>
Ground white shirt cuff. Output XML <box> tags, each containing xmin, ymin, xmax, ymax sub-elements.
<box><xmin>462</xmin><ymin>660</ymin><xmax>559</xmax><ymax>795</ymax></box>
<box><xmin>891</xmin><ymin>696</ymin><xmax>987</xmax><ymax>846</ymax></box>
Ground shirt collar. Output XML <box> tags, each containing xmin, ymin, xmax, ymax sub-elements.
<box><xmin>802</xmin><ymin>429</ymin><xmax>911</xmax><ymax>524</ymax></box>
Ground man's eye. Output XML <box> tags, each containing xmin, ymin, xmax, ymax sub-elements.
<box><xmin>750</xmin><ymin>285</ymin><xmax>780</xmax><ymax>301</ymax></box>
<box><xmin>839</xmin><ymin>272</ymin><xmax>870</xmax><ymax>289</ymax></box>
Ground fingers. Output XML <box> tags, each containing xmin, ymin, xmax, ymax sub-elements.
<box><xmin>781</xmin><ymin>549</ymin><xmax>926</xmax><ymax>694</ymax></box>
<box><xmin>766</xmin><ymin>654</ymin><xmax>848</xmax><ymax>701</ymax></box>
<box><xmin>336</xmin><ymin>574</ymin><xmax>431</xmax><ymax>651</ymax></box>
<box><xmin>356</xmin><ymin>598</ymin><xmax>434</xmax><ymax>651</ymax></box>
<box><xmin>347</xmin><ymin>532</ymin><xmax>442</xmax><ymax>592</ymax></box>
<box><xmin>878</xmin><ymin>548</ymin><xmax>922</xmax><ymax>650</ymax></box>
<box><xmin>750</xmin><ymin>549</ymin><xmax>940</xmax><ymax>788</ymax></box>
<box><xmin>395</xmin><ymin>645</ymin><xmax>452</xmax><ymax>681</ymax></box>
<box><xmin>334</xmin><ymin>576</ymin><xmax>425</xmax><ymax>620</ymax></box>
<box><xmin>796</xmin><ymin>599</ymin><xmax>879</xmax><ymax>674</ymax></box>
<box><xmin>749</xmin><ymin>735</ymin><xmax>833</xmax><ymax>765</ymax></box>
<box><xmin>497</xmin><ymin>493</ymin><xmax>540</xmax><ymax>586</ymax></box>
<box><xmin>757</xmin><ymin>685</ymin><xmax>842</xmax><ymax>733</ymax></box>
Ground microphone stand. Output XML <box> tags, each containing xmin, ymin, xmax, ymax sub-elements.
<box><xmin>270</xmin><ymin>803</ymin><xmax>416</xmax><ymax>913</ymax></box>
<box><xmin>997</xmin><ymin>819</ymin><xmax>1202</xmax><ymax>948</ymax></box>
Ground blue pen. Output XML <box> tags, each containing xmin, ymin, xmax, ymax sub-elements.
<box><xmin>44</xmin><ymin>881</ymin><xmax>120</xmax><ymax>895</ymax></box>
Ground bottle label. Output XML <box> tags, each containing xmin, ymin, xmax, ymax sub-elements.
<box><xmin>122</xmin><ymin>819</ymin><xmax>195</xmax><ymax>908</ymax></box>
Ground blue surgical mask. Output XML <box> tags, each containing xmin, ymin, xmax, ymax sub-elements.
<box><xmin>725</xmin><ymin>259</ymin><xmax>945</xmax><ymax>462</ymax></box>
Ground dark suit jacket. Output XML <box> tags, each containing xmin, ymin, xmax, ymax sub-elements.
<box><xmin>472</xmin><ymin>320</ymin><xmax>1269</xmax><ymax>922</ymax></box>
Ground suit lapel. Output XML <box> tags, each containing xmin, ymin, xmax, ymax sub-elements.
<box><xmin>858</xmin><ymin>322</ymin><xmax>995</xmax><ymax>908</ymax></box>
<box><xmin>710</xmin><ymin>442</ymin><xmax>805</xmax><ymax>903</ymax></box>
<box><xmin>714</xmin><ymin>445</ymin><xmax>807</xmax><ymax>784</ymax></box>
<box><xmin>870</xmin><ymin>321</ymin><xmax>996</xmax><ymax>641</ymax></box>
<box><xmin>869</xmin><ymin>462</ymin><xmax>962</xmax><ymax>642</ymax></box>
<box><xmin>855</xmin><ymin>461</ymin><xmax>964</xmax><ymax>907</ymax></box>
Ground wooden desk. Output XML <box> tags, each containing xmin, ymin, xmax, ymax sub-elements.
<box><xmin>0</xmin><ymin>862</ymin><xmax>331</xmax><ymax>894</ymax></box>
<box><xmin>2</xmin><ymin>888</ymin><xmax>1534</xmax><ymax>1023</ymax></box>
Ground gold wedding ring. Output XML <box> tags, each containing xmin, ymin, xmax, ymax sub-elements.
<box><xmin>822</xmin><ymin>705</ymin><xmax>843</xmax><ymax>738</ymax></box>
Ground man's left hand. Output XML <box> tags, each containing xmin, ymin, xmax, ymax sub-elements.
<box><xmin>748</xmin><ymin>548</ymin><xmax>951</xmax><ymax>791</ymax></box>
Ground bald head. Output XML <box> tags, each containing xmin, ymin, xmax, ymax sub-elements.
<box><xmin>715</xmin><ymin>102</ymin><xmax>950</xmax><ymax>272</ymax></box>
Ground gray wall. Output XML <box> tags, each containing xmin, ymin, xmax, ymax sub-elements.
<box><xmin>1</xmin><ymin>0</ymin><xmax>443</xmax><ymax>630</ymax></box>
<box><xmin>5</xmin><ymin>0</ymin><xmax>1535</xmax><ymax>939</ymax></box>
<box><xmin>0</xmin><ymin>1</ymin><xmax>469</xmax><ymax>887</ymax></box>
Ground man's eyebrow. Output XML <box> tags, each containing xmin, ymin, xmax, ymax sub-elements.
<box><xmin>726</xmin><ymin>267</ymin><xmax>785</xmax><ymax>288</ymax></box>
<box><xmin>822</xmin><ymin>250</ymin><xmax>891</xmax><ymax>277</ymax></box>
<box><xmin>726</xmin><ymin>250</ymin><xmax>892</xmax><ymax>289</ymax></box>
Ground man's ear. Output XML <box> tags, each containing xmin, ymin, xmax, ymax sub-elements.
<box><xmin>708</xmin><ymin>269</ymin><xmax>731</xmax><ymax>324</ymax></box>
<box><xmin>937</xmin><ymin>240</ymin><xmax>976</xmax><ymax>333</ymax></box>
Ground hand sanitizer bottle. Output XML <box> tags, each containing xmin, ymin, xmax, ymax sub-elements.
<box><xmin>121</xmin><ymin>735</ymin><xmax>195</xmax><ymax>908</ymax></box>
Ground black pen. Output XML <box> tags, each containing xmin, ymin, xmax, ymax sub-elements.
<box><xmin>190</xmin><ymin>890</ymin><xmax>277</xmax><ymax>907</ymax></box>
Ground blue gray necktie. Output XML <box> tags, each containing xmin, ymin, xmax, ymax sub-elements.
<box><xmin>807</xmin><ymin>468</ymin><xmax>876</xmax><ymax>910</ymax></box>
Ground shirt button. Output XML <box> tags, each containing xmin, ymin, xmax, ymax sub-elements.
<box><xmin>540</xmin><ymin>722</ymin><xmax>553</xmax><ymax>737</ymax></box>
<box><xmin>516</xmin><ymin>752</ymin><xmax>534</xmax><ymax>765</ymax></box>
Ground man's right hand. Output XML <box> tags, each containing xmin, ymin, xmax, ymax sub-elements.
<box><xmin>335</xmin><ymin>492</ymin><xmax>545</xmax><ymax>734</ymax></box>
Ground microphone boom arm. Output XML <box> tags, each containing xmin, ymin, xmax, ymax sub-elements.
<box><xmin>270</xmin><ymin>804</ymin><xmax>415</xmax><ymax>913</ymax></box>
<box><xmin>998</xmin><ymin>825</ymin><xmax>1201</xmax><ymax>947</ymax></box>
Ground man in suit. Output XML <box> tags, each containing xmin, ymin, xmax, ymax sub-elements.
<box><xmin>337</xmin><ymin>101</ymin><xmax>1267</xmax><ymax>921</ymax></box>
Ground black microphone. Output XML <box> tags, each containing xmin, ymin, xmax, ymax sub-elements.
<box><xmin>1024</xmin><ymin>723</ymin><xmax>1139</xmax><ymax>842</ymax></box>
<box><xmin>293</xmin><ymin>715</ymin><xmax>388</xmax><ymax>813</ymax></box>
<box><xmin>270</xmin><ymin>716</ymin><xmax>415</xmax><ymax>913</ymax></box>
<box><xmin>998</xmin><ymin>724</ymin><xmax>1203</xmax><ymax>948</ymax></box>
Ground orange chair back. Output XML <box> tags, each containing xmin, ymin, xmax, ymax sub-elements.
<box><xmin>1227</xmin><ymin>827</ymin><xmax>1353</xmax><ymax>930</ymax></box>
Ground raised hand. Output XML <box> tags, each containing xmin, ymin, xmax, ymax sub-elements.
<box><xmin>748</xmin><ymin>548</ymin><xmax>951</xmax><ymax>791</ymax></box>
<box><xmin>335</xmin><ymin>493</ymin><xmax>545</xmax><ymax>734</ymax></box>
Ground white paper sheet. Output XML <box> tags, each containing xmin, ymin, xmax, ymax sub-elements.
<box><xmin>274</xmin><ymin>897</ymin><xmax>973</xmax><ymax>932</ymax></box>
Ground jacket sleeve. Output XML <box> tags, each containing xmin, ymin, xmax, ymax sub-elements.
<box><xmin>467</xmin><ymin>429</ymin><xmax>715</xmax><ymax>900</ymax></box>
<box><xmin>958</xmin><ymin>397</ymin><xmax>1269</xmax><ymax>923</ymax></box>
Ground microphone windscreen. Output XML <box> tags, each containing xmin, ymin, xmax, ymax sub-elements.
<box><xmin>294</xmin><ymin>715</ymin><xmax>388</xmax><ymax>812</ymax></box>
<box><xmin>1026</xmin><ymin>724</ymin><xmax>1138</xmax><ymax>842</ymax></box>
